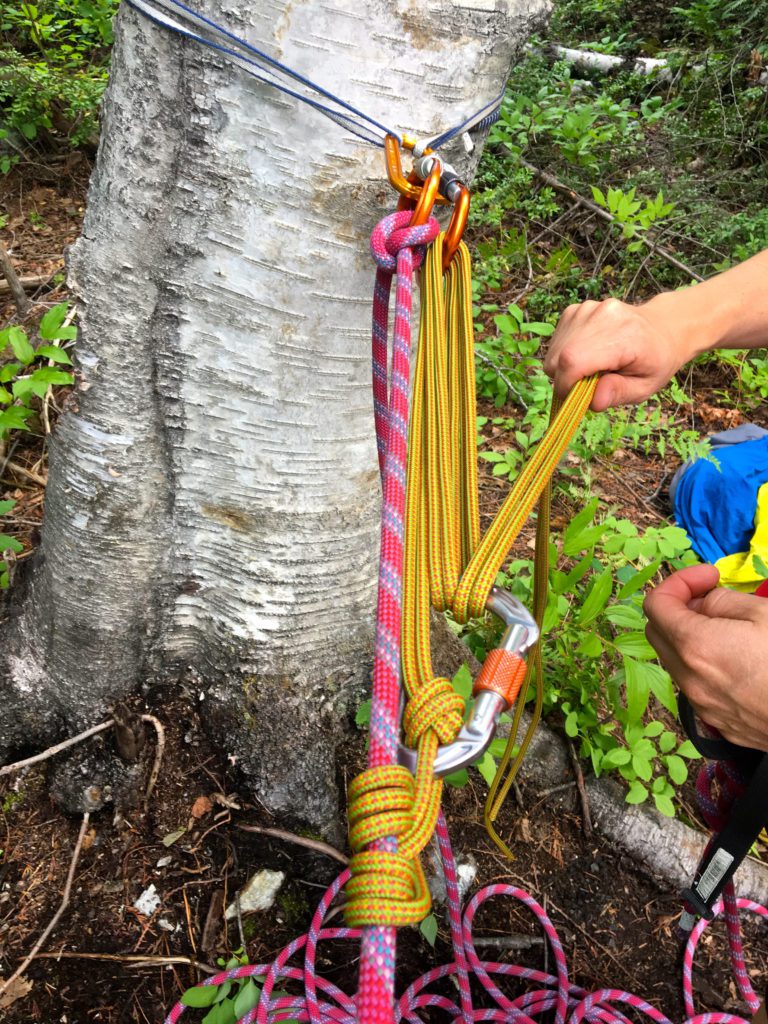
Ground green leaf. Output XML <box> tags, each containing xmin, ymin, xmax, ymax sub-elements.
<box><xmin>0</xmin><ymin>406</ymin><xmax>33</xmax><ymax>432</ymax></box>
<box><xmin>355</xmin><ymin>699</ymin><xmax>371</xmax><ymax>727</ymax></box>
<box><xmin>451</xmin><ymin>664</ymin><xmax>473</xmax><ymax>702</ymax></box>
<box><xmin>625</xmin><ymin>780</ymin><xmax>648</xmax><ymax>804</ymax></box>
<box><xmin>617</xmin><ymin>560</ymin><xmax>661</xmax><ymax>601</ymax></box>
<box><xmin>521</xmin><ymin>321</ymin><xmax>555</xmax><ymax>337</ymax></box>
<box><xmin>604</xmin><ymin>604</ymin><xmax>645</xmax><ymax>629</ymax></box>
<box><xmin>0</xmin><ymin>362</ymin><xmax>22</xmax><ymax>383</ymax></box>
<box><xmin>0</xmin><ymin>534</ymin><xmax>24</xmax><ymax>554</ymax></box>
<box><xmin>37</xmin><ymin>345</ymin><xmax>73</xmax><ymax>365</ymax></box>
<box><xmin>623</xmin><ymin>656</ymin><xmax>651</xmax><ymax>723</ymax></box>
<box><xmin>654</xmin><ymin>792</ymin><xmax>676</xmax><ymax>817</ymax></box>
<box><xmin>677</xmin><ymin>740</ymin><xmax>701</xmax><ymax>759</ymax></box>
<box><xmin>0</xmin><ymin>499</ymin><xmax>16</xmax><ymax>516</ymax></box>
<box><xmin>613</xmin><ymin>631</ymin><xmax>655</xmax><ymax>660</ymax></box>
<box><xmin>644</xmin><ymin>720</ymin><xmax>664</xmax><ymax>737</ymax></box>
<box><xmin>658</xmin><ymin>730</ymin><xmax>676</xmax><ymax>754</ymax></box>
<box><xmin>162</xmin><ymin>827</ymin><xmax>186</xmax><ymax>847</ymax></box>
<box><xmin>420</xmin><ymin>913</ymin><xmax>438</xmax><ymax>947</ymax></box>
<box><xmin>576</xmin><ymin>633</ymin><xmax>602</xmax><ymax>658</ymax></box>
<box><xmin>29</xmin><ymin>367</ymin><xmax>73</xmax><ymax>390</ymax></box>
<box><xmin>602</xmin><ymin>747</ymin><xmax>631</xmax><ymax>768</ymax></box>
<box><xmin>647</xmin><ymin>665</ymin><xmax>677</xmax><ymax>715</ymax></box>
<box><xmin>665</xmin><ymin>754</ymin><xmax>688</xmax><ymax>785</ymax></box>
<box><xmin>475</xmin><ymin>751</ymin><xmax>497</xmax><ymax>786</ymax></box>
<box><xmin>632</xmin><ymin>754</ymin><xmax>653</xmax><ymax>781</ymax></box>
<box><xmin>8</xmin><ymin>327</ymin><xmax>35</xmax><ymax>366</ymax></box>
<box><xmin>233</xmin><ymin>979</ymin><xmax>262</xmax><ymax>1019</ymax></box>
<box><xmin>181</xmin><ymin>985</ymin><xmax>219</xmax><ymax>1008</ymax></box>
<box><xmin>39</xmin><ymin>303</ymin><xmax>77</xmax><ymax>341</ymax></box>
<box><xmin>564</xmin><ymin>710</ymin><xmax>579</xmax><ymax>737</ymax></box>
<box><xmin>444</xmin><ymin>767</ymin><xmax>469</xmax><ymax>788</ymax></box>
<box><xmin>577</xmin><ymin>569</ymin><xmax>613</xmax><ymax>626</ymax></box>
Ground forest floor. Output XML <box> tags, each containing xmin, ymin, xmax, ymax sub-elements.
<box><xmin>1</xmin><ymin>161</ymin><xmax>768</xmax><ymax>1024</ymax></box>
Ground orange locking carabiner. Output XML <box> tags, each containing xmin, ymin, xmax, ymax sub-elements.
<box><xmin>384</xmin><ymin>135</ymin><xmax>449</xmax><ymax>207</ymax></box>
<box><xmin>442</xmin><ymin>183</ymin><xmax>470</xmax><ymax>273</ymax></box>
<box><xmin>406</xmin><ymin>159</ymin><xmax>441</xmax><ymax>227</ymax></box>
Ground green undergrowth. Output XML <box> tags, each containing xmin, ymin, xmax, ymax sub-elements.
<box><xmin>0</xmin><ymin>0</ymin><xmax>117</xmax><ymax>168</ymax></box>
<box><xmin>464</xmin><ymin>0</ymin><xmax>768</xmax><ymax>815</ymax></box>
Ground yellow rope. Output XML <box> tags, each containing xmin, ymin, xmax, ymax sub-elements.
<box><xmin>348</xmin><ymin>233</ymin><xmax>597</xmax><ymax>924</ymax></box>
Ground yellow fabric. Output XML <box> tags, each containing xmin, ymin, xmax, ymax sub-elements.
<box><xmin>715</xmin><ymin>482</ymin><xmax>768</xmax><ymax>592</ymax></box>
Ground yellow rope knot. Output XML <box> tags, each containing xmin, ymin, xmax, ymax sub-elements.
<box><xmin>345</xmin><ymin>765</ymin><xmax>431</xmax><ymax>927</ymax></box>
<box><xmin>402</xmin><ymin>676</ymin><xmax>464</xmax><ymax>748</ymax></box>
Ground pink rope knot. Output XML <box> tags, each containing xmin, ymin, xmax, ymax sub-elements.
<box><xmin>370</xmin><ymin>210</ymin><xmax>440</xmax><ymax>273</ymax></box>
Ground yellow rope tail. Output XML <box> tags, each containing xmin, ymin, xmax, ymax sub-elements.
<box><xmin>408</xmin><ymin>238</ymin><xmax>597</xmax><ymax>860</ymax></box>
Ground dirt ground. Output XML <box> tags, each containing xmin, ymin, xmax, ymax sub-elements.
<box><xmin>1</xmin><ymin>162</ymin><xmax>767</xmax><ymax>1023</ymax></box>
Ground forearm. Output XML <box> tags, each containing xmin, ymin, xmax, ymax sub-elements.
<box><xmin>642</xmin><ymin>249</ymin><xmax>768</xmax><ymax>363</ymax></box>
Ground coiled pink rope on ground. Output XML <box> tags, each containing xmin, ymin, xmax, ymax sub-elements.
<box><xmin>163</xmin><ymin>815</ymin><xmax>764</xmax><ymax>1024</ymax></box>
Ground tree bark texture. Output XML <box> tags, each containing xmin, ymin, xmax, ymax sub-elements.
<box><xmin>0</xmin><ymin>0</ymin><xmax>548</xmax><ymax>832</ymax></box>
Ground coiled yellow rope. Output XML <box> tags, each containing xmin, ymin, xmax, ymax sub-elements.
<box><xmin>347</xmin><ymin>232</ymin><xmax>597</xmax><ymax>922</ymax></box>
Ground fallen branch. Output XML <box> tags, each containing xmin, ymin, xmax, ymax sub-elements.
<box><xmin>236</xmin><ymin>823</ymin><xmax>349</xmax><ymax>865</ymax></box>
<box><xmin>2</xmin><ymin>714</ymin><xmax>165</xmax><ymax>808</ymax></box>
<box><xmin>0</xmin><ymin>812</ymin><xmax>90</xmax><ymax>1002</ymax></box>
<box><xmin>0</xmin><ymin>243</ymin><xmax>31</xmax><ymax>316</ymax></box>
<box><xmin>5</xmin><ymin>459</ymin><xmax>47</xmax><ymax>486</ymax></box>
<box><xmin>32</xmin><ymin>950</ymin><xmax>217</xmax><ymax>974</ymax></box>
<box><xmin>510</xmin><ymin>153</ymin><xmax>706</xmax><ymax>284</ymax></box>
<box><xmin>0</xmin><ymin>273</ymin><xmax>54</xmax><ymax>296</ymax></box>
<box><xmin>0</xmin><ymin>720</ymin><xmax>115</xmax><ymax>775</ymax></box>
<box><xmin>534</xmin><ymin>42</ymin><xmax>768</xmax><ymax>89</ymax></box>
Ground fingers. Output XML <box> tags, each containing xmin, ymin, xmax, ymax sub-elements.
<box><xmin>644</xmin><ymin>565</ymin><xmax>720</xmax><ymax>651</ymax></box>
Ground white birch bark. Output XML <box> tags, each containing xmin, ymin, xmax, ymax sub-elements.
<box><xmin>0</xmin><ymin>0</ymin><xmax>548</xmax><ymax>830</ymax></box>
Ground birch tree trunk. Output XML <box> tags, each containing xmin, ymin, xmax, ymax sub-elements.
<box><xmin>0</xmin><ymin>0</ymin><xmax>547</xmax><ymax>833</ymax></box>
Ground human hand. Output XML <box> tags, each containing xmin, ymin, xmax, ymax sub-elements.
<box><xmin>644</xmin><ymin>564</ymin><xmax>768</xmax><ymax>752</ymax></box>
<box><xmin>543</xmin><ymin>296</ymin><xmax>692</xmax><ymax>412</ymax></box>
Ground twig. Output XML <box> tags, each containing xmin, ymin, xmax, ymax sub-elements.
<box><xmin>474</xmin><ymin>351</ymin><xmax>529</xmax><ymax>410</ymax></box>
<box><xmin>566</xmin><ymin>738</ymin><xmax>592</xmax><ymax>837</ymax></box>
<box><xmin>236</xmin><ymin>824</ymin><xmax>349</xmax><ymax>865</ymax></box>
<box><xmin>511</xmin><ymin>154</ymin><xmax>706</xmax><ymax>284</ymax></box>
<box><xmin>5</xmin><ymin>459</ymin><xmax>47</xmax><ymax>486</ymax></box>
<box><xmin>0</xmin><ymin>812</ymin><xmax>90</xmax><ymax>1001</ymax></box>
<box><xmin>0</xmin><ymin>242</ymin><xmax>31</xmax><ymax>316</ymax></box>
<box><xmin>472</xmin><ymin>933</ymin><xmax>545</xmax><ymax>950</ymax></box>
<box><xmin>32</xmin><ymin>951</ymin><xmax>217</xmax><ymax>974</ymax></box>
<box><xmin>533</xmin><ymin>780</ymin><xmax>577</xmax><ymax>800</ymax></box>
<box><xmin>234</xmin><ymin>891</ymin><xmax>246</xmax><ymax>950</ymax></box>
<box><xmin>0</xmin><ymin>273</ymin><xmax>55</xmax><ymax>296</ymax></box>
<box><xmin>1</xmin><ymin>714</ymin><xmax>164</xmax><ymax>809</ymax></box>
<box><xmin>140</xmin><ymin>714</ymin><xmax>165</xmax><ymax>808</ymax></box>
<box><xmin>0</xmin><ymin>720</ymin><xmax>115</xmax><ymax>775</ymax></box>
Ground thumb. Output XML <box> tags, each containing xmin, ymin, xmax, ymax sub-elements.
<box><xmin>644</xmin><ymin>565</ymin><xmax>720</xmax><ymax>638</ymax></box>
<box><xmin>692</xmin><ymin>585</ymin><xmax>768</xmax><ymax>623</ymax></box>
<box><xmin>590</xmin><ymin>373</ymin><xmax>651</xmax><ymax>412</ymax></box>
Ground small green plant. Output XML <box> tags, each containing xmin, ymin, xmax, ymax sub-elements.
<box><xmin>0</xmin><ymin>302</ymin><xmax>75</xmax><ymax>441</ymax></box>
<box><xmin>590</xmin><ymin>186</ymin><xmax>676</xmax><ymax>251</ymax></box>
<box><xmin>0</xmin><ymin>498</ymin><xmax>23</xmax><ymax>589</ymax></box>
<box><xmin>461</xmin><ymin>500</ymin><xmax>701</xmax><ymax>817</ymax></box>
<box><xmin>180</xmin><ymin>950</ymin><xmax>268</xmax><ymax>1024</ymax></box>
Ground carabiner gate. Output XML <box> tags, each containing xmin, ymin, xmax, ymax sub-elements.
<box><xmin>398</xmin><ymin>587</ymin><xmax>539</xmax><ymax>778</ymax></box>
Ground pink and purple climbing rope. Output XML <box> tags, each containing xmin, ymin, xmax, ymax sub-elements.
<box><xmin>164</xmin><ymin>811</ymin><xmax>765</xmax><ymax>1024</ymax></box>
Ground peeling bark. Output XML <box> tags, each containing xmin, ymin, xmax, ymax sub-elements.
<box><xmin>0</xmin><ymin>0</ymin><xmax>549</xmax><ymax>832</ymax></box>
